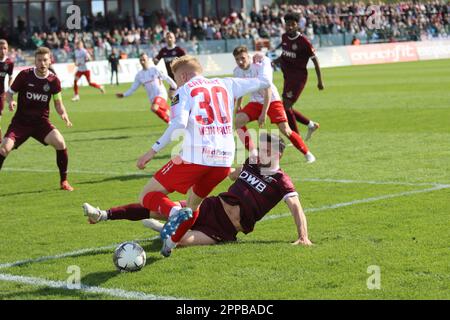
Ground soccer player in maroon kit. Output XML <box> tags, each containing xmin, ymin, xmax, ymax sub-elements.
<box><xmin>273</xmin><ymin>12</ymin><xmax>324</xmax><ymax>140</ymax></box>
<box><xmin>153</xmin><ymin>32</ymin><xmax>186</xmax><ymax>84</ymax></box>
<box><xmin>0</xmin><ymin>47</ymin><xmax>74</xmax><ymax>191</ymax></box>
<box><xmin>0</xmin><ymin>39</ymin><xmax>14</xmax><ymax>144</ymax></box>
<box><xmin>83</xmin><ymin>133</ymin><xmax>312</xmax><ymax>251</ymax></box>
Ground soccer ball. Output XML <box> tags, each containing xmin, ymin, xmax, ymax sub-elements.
<box><xmin>113</xmin><ymin>242</ymin><xmax>146</xmax><ymax>272</ymax></box>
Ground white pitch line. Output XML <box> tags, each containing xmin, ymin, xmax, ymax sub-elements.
<box><xmin>3</xmin><ymin>167</ymin><xmax>447</xmax><ymax>187</ymax></box>
<box><xmin>0</xmin><ymin>236</ymin><xmax>159</xmax><ymax>270</ymax></box>
<box><xmin>0</xmin><ymin>273</ymin><xmax>182</xmax><ymax>300</ymax></box>
<box><xmin>261</xmin><ymin>184</ymin><xmax>450</xmax><ymax>221</ymax></box>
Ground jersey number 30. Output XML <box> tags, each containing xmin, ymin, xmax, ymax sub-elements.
<box><xmin>191</xmin><ymin>86</ymin><xmax>231</xmax><ymax>125</ymax></box>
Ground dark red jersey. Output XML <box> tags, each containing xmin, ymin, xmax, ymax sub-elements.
<box><xmin>280</xmin><ymin>32</ymin><xmax>316</xmax><ymax>77</ymax></box>
<box><xmin>0</xmin><ymin>57</ymin><xmax>14</xmax><ymax>94</ymax></box>
<box><xmin>155</xmin><ymin>46</ymin><xmax>186</xmax><ymax>79</ymax></box>
<box><xmin>10</xmin><ymin>68</ymin><xmax>61</xmax><ymax>123</ymax></box>
<box><xmin>220</xmin><ymin>160</ymin><xmax>298</xmax><ymax>234</ymax></box>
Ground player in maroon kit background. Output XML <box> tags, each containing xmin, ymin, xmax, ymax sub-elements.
<box><xmin>0</xmin><ymin>47</ymin><xmax>74</xmax><ymax>191</ymax></box>
<box><xmin>153</xmin><ymin>32</ymin><xmax>186</xmax><ymax>98</ymax></box>
<box><xmin>0</xmin><ymin>39</ymin><xmax>14</xmax><ymax>144</ymax></box>
<box><xmin>273</xmin><ymin>12</ymin><xmax>324</xmax><ymax>141</ymax></box>
<box><xmin>82</xmin><ymin>133</ymin><xmax>312</xmax><ymax>249</ymax></box>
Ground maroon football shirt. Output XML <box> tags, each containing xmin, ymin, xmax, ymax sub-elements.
<box><xmin>155</xmin><ymin>46</ymin><xmax>186</xmax><ymax>79</ymax></box>
<box><xmin>10</xmin><ymin>68</ymin><xmax>61</xmax><ymax>122</ymax></box>
<box><xmin>220</xmin><ymin>160</ymin><xmax>298</xmax><ymax>234</ymax></box>
<box><xmin>280</xmin><ymin>32</ymin><xmax>316</xmax><ymax>78</ymax></box>
<box><xmin>0</xmin><ymin>57</ymin><xmax>14</xmax><ymax>94</ymax></box>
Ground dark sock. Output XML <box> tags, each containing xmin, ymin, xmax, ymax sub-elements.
<box><xmin>108</xmin><ymin>203</ymin><xmax>150</xmax><ymax>221</ymax></box>
<box><xmin>292</xmin><ymin>109</ymin><xmax>310</xmax><ymax>125</ymax></box>
<box><xmin>286</xmin><ymin>109</ymin><xmax>300</xmax><ymax>134</ymax></box>
<box><xmin>56</xmin><ymin>149</ymin><xmax>68</xmax><ymax>182</ymax></box>
<box><xmin>0</xmin><ymin>154</ymin><xmax>5</xmax><ymax>170</ymax></box>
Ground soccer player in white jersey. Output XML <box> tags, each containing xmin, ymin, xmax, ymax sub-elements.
<box><xmin>71</xmin><ymin>41</ymin><xmax>104</xmax><ymax>101</ymax></box>
<box><xmin>129</xmin><ymin>55</ymin><xmax>270</xmax><ymax>256</ymax></box>
<box><xmin>233</xmin><ymin>45</ymin><xmax>315</xmax><ymax>163</ymax></box>
<box><xmin>116</xmin><ymin>53</ymin><xmax>177</xmax><ymax>123</ymax></box>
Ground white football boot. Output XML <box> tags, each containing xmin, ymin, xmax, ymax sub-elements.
<box><xmin>82</xmin><ymin>203</ymin><xmax>107</xmax><ymax>224</ymax></box>
<box><xmin>71</xmin><ymin>95</ymin><xmax>80</xmax><ymax>102</ymax></box>
<box><xmin>305</xmin><ymin>151</ymin><xmax>316</xmax><ymax>164</ymax></box>
<box><xmin>305</xmin><ymin>122</ymin><xmax>320</xmax><ymax>141</ymax></box>
<box><xmin>142</xmin><ymin>219</ymin><xmax>164</xmax><ymax>232</ymax></box>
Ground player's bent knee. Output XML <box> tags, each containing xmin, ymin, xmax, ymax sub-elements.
<box><xmin>235</xmin><ymin>113</ymin><xmax>249</xmax><ymax>128</ymax></box>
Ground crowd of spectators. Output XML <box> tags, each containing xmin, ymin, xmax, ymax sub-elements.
<box><xmin>1</xmin><ymin>1</ymin><xmax>448</xmax><ymax>63</ymax></box>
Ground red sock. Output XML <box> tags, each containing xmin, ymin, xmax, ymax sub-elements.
<box><xmin>154</xmin><ymin>107</ymin><xmax>170</xmax><ymax>123</ymax></box>
<box><xmin>288</xmin><ymin>131</ymin><xmax>309</xmax><ymax>155</ymax></box>
<box><xmin>237</xmin><ymin>126</ymin><xmax>255</xmax><ymax>151</ymax></box>
<box><xmin>171</xmin><ymin>210</ymin><xmax>199</xmax><ymax>243</ymax></box>
<box><xmin>74</xmin><ymin>81</ymin><xmax>79</xmax><ymax>95</ymax></box>
<box><xmin>56</xmin><ymin>149</ymin><xmax>69</xmax><ymax>182</ymax></box>
<box><xmin>292</xmin><ymin>109</ymin><xmax>310</xmax><ymax>125</ymax></box>
<box><xmin>286</xmin><ymin>109</ymin><xmax>300</xmax><ymax>134</ymax></box>
<box><xmin>142</xmin><ymin>192</ymin><xmax>176</xmax><ymax>218</ymax></box>
<box><xmin>108</xmin><ymin>203</ymin><xmax>150</xmax><ymax>221</ymax></box>
<box><xmin>89</xmin><ymin>82</ymin><xmax>102</xmax><ymax>89</ymax></box>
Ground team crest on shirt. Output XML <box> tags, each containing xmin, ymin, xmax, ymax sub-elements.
<box><xmin>43</xmin><ymin>83</ymin><xmax>50</xmax><ymax>92</ymax></box>
<box><xmin>292</xmin><ymin>43</ymin><xmax>298</xmax><ymax>50</ymax></box>
<box><xmin>286</xmin><ymin>91</ymin><xmax>293</xmax><ymax>98</ymax></box>
<box><xmin>171</xmin><ymin>94</ymin><xmax>179</xmax><ymax>106</ymax></box>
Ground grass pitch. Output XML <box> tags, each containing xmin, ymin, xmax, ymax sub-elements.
<box><xmin>0</xmin><ymin>59</ymin><xmax>449</xmax><ymax>300</ymax></box>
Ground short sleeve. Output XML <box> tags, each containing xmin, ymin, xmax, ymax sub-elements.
<box><xmin>279</xmin><ymin>172</ymin><xmax>298</xmax><ymax>200</ymax></box>
<box><xmin>155</xmin><ymin>48</ymin><xmax>164</xmax><ymax>60</ymax></box>
<box><xmin>10</xmin><ymin>70</ymin><xmax>26</xmax><ymax>93</ymax></box>
<box><xmin>304</xmin><ymin>37</ymin><xmax>316</xmax><ymax>58</ymax></box>
<box><xmin>8</xmin><ymin>62</ymin><xmax>14</xmax><ymax>76</ymax></box>
<box><xmin>51</xmin><ymin>77</ymin><xmax>62</xmax><ymax>95</ymax></box>
<box><xmin>177</xmin><ymin>47</ymin><xmax>186</xmax><ymax>56</ymax></box>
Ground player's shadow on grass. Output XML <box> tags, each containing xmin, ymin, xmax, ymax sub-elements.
<box><xmin>78</xmin><ymin>174</ymin><xmax>153</xmax><ymax>185</ymax></box>
<box><xmin>65</xmin><ymin>126</ymin><xmax>153</xmax><ymax>135</ymax></box>
<box><xmin>0</xmin><ymin>188</ymin><xmax>62</xmax><ymax>198</ymax></box>
<box><xmin>68</xmin><ymin>135</ymin><xmax>132</xmax><ymax>143</ymax></box>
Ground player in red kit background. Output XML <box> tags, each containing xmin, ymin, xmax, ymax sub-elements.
<box><xmin>153</xmin><ymin>32</ymin><xmax>186</xmax><ymax>99</ymax></box>
<box><xmin>82</xmin><ymin>133</ymin><xmax>312</xmax><ymax>248</ymax></box>
<box><xmin>273</xmin><ymin>12</ymin><xmax>324</xmax><ymax>141</ymax></box>
<box><xmin>0</xmin><ymin>47</ymin><xmax>74</xmax><ymax>191</ymax></box>
<box><xmin>0</xmin><ymin>39</ymin><xmax>14</xmax><ymax>144</ymax></box>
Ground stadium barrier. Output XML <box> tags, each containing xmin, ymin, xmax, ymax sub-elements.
<box><xmin>9</xmin><ymin>39</ymin><xmax>450</xmax><ymax>89</ymax></box>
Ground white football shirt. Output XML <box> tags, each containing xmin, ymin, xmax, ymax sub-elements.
<box><xmin>152</xmin><ymin>75</ymin><xmax>270</xmax><ymax>167</ymax></box>
<box><xmin>123</xmin><ymin>66</ymin><xmax>177</xmax><ymax>102</ymax></box>
<box><xmin>74</xmin><ymin>48</ymin><xmax>90</xmax><ymax>72</ymax></box>
<box><xmin>233</xmin><ymin>56</ymin><xmax>281</xmax><ymax>104</ymax></box>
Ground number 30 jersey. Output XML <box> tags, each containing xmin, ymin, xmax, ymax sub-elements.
<box><xmin>152</xmin><ymin>75</ymin><xmax>270</xmax><ymax>167</ymax></box>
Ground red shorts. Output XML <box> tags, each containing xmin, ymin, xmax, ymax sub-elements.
<box><xmin>238</xmin><ymin>101</ymin><xmax>288</xmax><ymax>124</ymax></box>
<box><xmin>0</xmin><ymin>93</ymin><xmax>5</xmax><ymax>116</ymax></box>
<box><xmin>191</xmin><ymin>196</ymin><xmax>238</xmax><ymax>242</ymax></box>
<box><xmin>5</xmin><ymin>118</ymin><xmax>56</xmax><ymax>149</ymax></box>
<box><xmin>282</xmin><ymin>74</ymin><xmax>308</xmax><ymax>103</ymax></box>
<box><xmin>152</xmin><ymin>96</ymin><xmax>169</xmax><ymax>110</ymax></box>
<box><xmin>154</xmin><ymin>157</ymin><xmax>230</xmax><ymax>198</ymax></box>
<box><xmin>75</xmin><ymin>70</ymin><xmax>91</xmax><ymax>81</ymax></box>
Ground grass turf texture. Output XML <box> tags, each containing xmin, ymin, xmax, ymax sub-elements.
<box><xmin>0</xmin><ymin>59</ymin><xmax>449</xmax><ymax>299</ymax></box>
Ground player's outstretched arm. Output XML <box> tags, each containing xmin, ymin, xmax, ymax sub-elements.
<box><xmin>311</xmin><ymin>56</ymin><xmax>324</xmax><ymax>90</ymax></box>
<box><xmin>120</xmin><ymin>77</ymin><xmax>140</xmax><ymax>98</ymax></box>
<box><xmin>285</xmin><ymin>195</ymin><xmax>313</xmax><ymax>246</ymax></box>
<box><xmin>54</xmin><ymin>94</ymin><xmax>72</xmax><ymax>127</ymax></box>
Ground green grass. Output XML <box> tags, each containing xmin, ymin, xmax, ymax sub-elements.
<box><xmin>0</xmin><ymin>59</ymin><xmax>449</xmax><ymax>300</ymax></box>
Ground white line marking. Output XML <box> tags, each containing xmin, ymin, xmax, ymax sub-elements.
<box><xmin>0</xmin><ymin>236</ymin><xmax>159</xmax><ymax>270</ymax></box>
<box><xmin>261</xmin><ymin>184</ymin><xmax>450</xmax><ymax>221</ymax></box>
<box><xmin>0</xmin><ymin>273</ymin><xmax>182</xmax><ymax>300</ymax></box>
<box><xmin>3</xmin><ymin>167</ymin><xmax>447</xmax><ymax>187</ymax></box>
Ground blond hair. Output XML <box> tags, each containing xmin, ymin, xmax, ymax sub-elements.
<box><xmin>0</xmin><ymin>39</ymin><xmax>7</xmax><ymax>46</ymax></box>
<box><xmin>170</xmin><ymin>55</ymin><xmax>202</xmax><ymax>74</ymax></box>
<box><xmin>35</xmin><ymin>46</ymin><xmax>51</xmax><ymax>57</ymax></box>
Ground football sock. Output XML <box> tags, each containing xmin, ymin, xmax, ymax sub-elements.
<box><xmin>286</xmin><ymin>109</ymin><xmax>300</xmax><ymax>134</ymax></box>
<box><xmin>288</xmin><ymin>131</ymin><xmax>309</xmax><ymax>155</ymax></box>
<box><xmin>237</xmin><ymin>126</ymin><xmax>255</xmax><ymax>151</ymax></box>
<box><xmin>56</xmin><ymin>149</ymin><xmax>69</xmax><ymax>182</ymax></box>
<box><xmin>171</xmin><ymin>209</ymin><xmax>200</xmax><ymax>243</ymax></box>
<box><xmin>0</xmin><ymin>153</ymin><xmax>5</xmax><ymax>170</ymax></box>
<box><xmin>142</xmin><ymin>192</ymin><xmax>176</xmax><ymax>218</ymax></box>
<box><xmin>90</xmin><ymin>82</ymin><xmax>102</xmax><ymax>90</ymax></box>
<box><xmin>293</xmin><ymin>109</ymin><xmax>310</xmax><ymax>125</ymax></box>
<box><xmin>73</xmin><ymin>81</ymin><xmax>79</xmax><ymax>95</ymax></box>
<box><xmin>108</xmin><ymin>203</ymin><xmax>150</xmax><ymax>221</ymax></box>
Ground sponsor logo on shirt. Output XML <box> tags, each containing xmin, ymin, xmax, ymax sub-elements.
<box><xmin>239</xmin><ymin>170</ymin><xmax>267</xmax><ymax>193</ymax></box>
<box><xmin>26</xmin><ymin>91</ymin><xmax>49</xmax><ymax>102</ymax></box>
<box><xmin>282</xmin><ymin>50</ymin><xmax>297</xmax><ymax>59</ymax></box>
<box><xmin>171</xmin><ymin>94</ymin><xmax>179</xmax><ymax>106</ymax></box>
